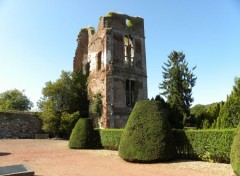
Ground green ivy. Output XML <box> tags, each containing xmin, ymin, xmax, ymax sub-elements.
<box><xmin>90</xmin><ymin>93</ymin><xmax>102</xmax><ymax>117</ymax></box>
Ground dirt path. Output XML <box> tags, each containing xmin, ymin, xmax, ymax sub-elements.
<box><xmin>0</xmin><ymin>139</ymin><xmax>234</xmax><ymax>176</ymax></box>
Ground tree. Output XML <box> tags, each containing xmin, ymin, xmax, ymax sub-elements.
<box><xmin>0</xmin><ymin>89</ymin><xmax>33</xmax><ymax>111</ymax></box>
<box><xmin>39</xmin><ymin>100</ymin><xmax>60</xmax><ymax>136</ymax></box>
<box><xmin>71</xmin><ymin>71</ymin><xmax>89</xmax><ymax>117</ymax></box>
<box><xmin>189</xmin><ymin>104</ymin><xmax>206</xmax><ymax>128</ymax></box>
<box><xmin>231</xmin><ymin>124</ymin><xmax>240</xmax><ymax>176</ymax></box>
<box><xmin>206</xmin><ymin>102</ymin><xmax>223</xmax><ymax>129</ymax></box>
<box><xmin>38</xmin><ymin>70</ymin><xmax>89</xmax><ymax>137</ymax></box>
<box><xmin>189</xmin><ymin>102</ymin><xmax>223</xmax><ymax>129</ymax></box>
<box><xmin>154</xmin><ymin>95</ymin><xmax>166</xmax><ymax>105</ymax></box>
<box><xmin>216</xmin><ymin>77</ymin><xmax>240</xmax><ymax>129</ymax></box>
<box><xmin>159</xmin><ymin>51</ymin><xmax>197</xmax><ymax>128</ymax></box>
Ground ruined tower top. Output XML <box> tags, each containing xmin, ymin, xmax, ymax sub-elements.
<box><xmin>99</xmin><ymin>12</ymin><xmax>145</xmax><ymax>37</ymax></box>
<box><xmin>73</xmin><ymin>12</ymin><xmax>147</xmax><ymax>128</ymax></box>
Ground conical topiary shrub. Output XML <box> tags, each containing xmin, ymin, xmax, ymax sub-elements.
<box><xmin>68</xmin><ymin>118</ymin><xmax>95</xmax><ymax>149</ymax></box>
<box><xmin>231</xmin><ymin>124</ymin><xmax>240</xmax><ymax>176</ymax></box>
<box><xmin>118</xmin><ymin>100</ymin><xmax>176</xmax><ymax>163</ymax></box>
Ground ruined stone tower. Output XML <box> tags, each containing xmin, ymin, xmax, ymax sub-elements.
<box><xmin>73</xmin><ymin>12</ymin><xmax>148</xmax><ymax>128</ymax></box>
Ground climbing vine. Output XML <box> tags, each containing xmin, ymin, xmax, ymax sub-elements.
<box><xmin>90</xmin><ymin>93</ymin><xmax>102</xmax><ymax>117</ymax></box>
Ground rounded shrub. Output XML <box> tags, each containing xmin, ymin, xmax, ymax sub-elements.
<box><xmin>231</xmin><ymin>125</ymin><xmax>240</xmax><ymax>176</ymax></box>
<box><xmin>118</xmin><ymin>100</ymin><xmax>176</xmax><ymax>163</ymax></box>
<box><xmin>68</xmin><ymin>118</ymin><xmax>95</xmax><ymax>149</ymax></box>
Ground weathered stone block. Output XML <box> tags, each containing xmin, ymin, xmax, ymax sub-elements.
<box><xmin>0</xmin><ymin>164</ymin><xmax>34</xmax><ymax>176</ymax></box>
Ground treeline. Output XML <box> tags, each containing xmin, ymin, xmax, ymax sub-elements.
<box><xmin>154</xmin><ymin>77</ymin><xmax>240</xmax><ymax>129</ymax></box>
<box><xmin>190</xmin><ymin>77</ymin><xmax>240</xmax><ymax>129</ymax></box>
<box><xmin>157</xmin><ymin>50</ymin><xmax>240</xmax><ymax>130</ymax></box>
<box><xmin>0</xmin><ymin>71</ymin><xmax>89</xmax><ymax>138</ymax></box>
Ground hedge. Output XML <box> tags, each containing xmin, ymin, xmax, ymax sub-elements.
<box><xmin>97</xmin><ymin>129</ymin><xmax>123</xmax><ymax>150</ymax></box>
<box><xmin>174</xmin><ymin>129</ymin><xmax>235</xmax><ymax>163</ymax></box>
<box><xmin>94</xmin><ymin>128</ymin><xmax>235</xmax><ymax>163</ymax></box>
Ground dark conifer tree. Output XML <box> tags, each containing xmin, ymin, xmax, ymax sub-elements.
<box><xmin>216</xmin><ymin>77</ymin><xmax>240</xmax><ymax>128</ymax></box>
<box><xmin>159</xmin><ymin>51</ymin><xmax>197</xmax><ymax>128</ymax></box>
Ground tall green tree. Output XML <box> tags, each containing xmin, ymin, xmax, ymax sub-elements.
<box><xmin>38</xmin><ymin>70</ymin><xmax>89</xmax><ymax>137</ymax></box>
<box><xmin>159</xmin><ymin>51</ymin><xmax>197</xmax><ymax>128</ymax></box>
<box><xmin>216</xmin><ymin>77</ymin><xmax>240</xmax><ymax>129</ymax></box>
<box><xmin>0</xmin><ymin>89</ymin><xmax>33</xmax><ymax>111</ymax></box>
<box><xmin>188</xmin><ymin>102</ymin><xmax>223</xmax><ymax>129</ymax></box>
<box><xmin>206</xmin><ymin>102</ymin><xmax>223</xmax><ymax>129</ymax></box>
<box><xmin>189</xmin><ymin>104</ymin><xmax>206</xmax><ymax>128</ymax></box>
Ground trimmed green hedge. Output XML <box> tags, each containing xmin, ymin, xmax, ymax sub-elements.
<box><xmin>94</xmin><ymin>129</ymin><xmax>122</xmax><ymax>150</ymax></box>
<box><xmin>174</xmin><ymin>129</ymin><xmax>235</xmax><ymax>163</ymax></box>
<box><xmin>92</xmin><ymin>129</ymin><xmax>123</xmax><ymax>150</ymax></box>
<box><xmin>94</xmin><ymin>128</ymin><xmax>235</xmax><ymax>163</ymax></box>
<box><xmin>98</xmin><ymin>129</ymin><xmax>123</xmax><ymax>150</ymax></box>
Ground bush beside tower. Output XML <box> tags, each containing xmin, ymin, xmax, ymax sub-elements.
<box><xmin>118</xmin><ymin>100</ymin><xmax>176</xmax><ymax>163</ymax></box>
<box><xmin>68</xmin><ymin>118</ymin><xmax>96</xmax><ymax>149</ymax></box>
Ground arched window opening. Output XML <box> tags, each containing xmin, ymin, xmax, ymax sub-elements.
<box><xmin>124</xmin><ymin>35</ymin><xmax>134</xmax><ymax>68</ymax></box>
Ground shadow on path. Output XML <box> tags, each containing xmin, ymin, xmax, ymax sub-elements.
<box><xmin>0</xmin><ymin>152</ymin><xmax>11</xmax><ymax>156</ymax></box>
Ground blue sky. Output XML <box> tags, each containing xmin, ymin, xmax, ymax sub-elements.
<box><xmin>0</xmin><ymin>0</ymin><xmax>240</xmax><ymax>110</ymax></box>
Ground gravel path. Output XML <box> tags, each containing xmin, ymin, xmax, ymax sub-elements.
<box><xmin>0</xmin><ymin>139</ymin><xmax>234</xmax><ymax>176</ymax></box>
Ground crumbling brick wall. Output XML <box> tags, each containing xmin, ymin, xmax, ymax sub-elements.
<box><xmin>73</xmin><ymin>12</ymin><xmax>148</xmax><ymax>128</ymax></box>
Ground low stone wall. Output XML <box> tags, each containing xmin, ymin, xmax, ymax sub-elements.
<box><xmin>0</xmin><ymin>112</ymin><xmax>42</xmax><ymax>139</ymax></box>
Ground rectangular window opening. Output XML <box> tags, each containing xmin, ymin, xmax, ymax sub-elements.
<box><xmin>85</xmin><ymin>62</ymin><xmax>90</xmax><ymax>75</ymax></box>
<box><xmin>126</xmin><ymin>80</ymin><xmax>135</xmax><ymax>107</ymax></box>
<box><xmin>97</xmin><ymin>52</ymin><xmax>102</xmax><ymax>71</ymax></box>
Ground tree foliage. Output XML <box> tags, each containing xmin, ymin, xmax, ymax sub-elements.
<box><xmin>188</xmin><ymin>102</ymin><xmax>223</xmax><ymax>129</ymax></box>
<box><xmin>189</xmin><ymin>104</ymin><xmax>206</xmax><ymax>128</ymax></box>
<box><xmin>38</xmin><ymin>71</ymin><xmax>89</xmax><ymax>137</ymax></box>
<box><xmin>231</xmin><ymin>124</ymin><xmax>240</xmax><ymax>176</ymax></box>
<box><xmin>0</xmin><ymin>89</ymin><xmax>33</xmax><ymax>111</ymax></box>
<box><xmin>90</xmin><ymin>93</ymin><xmax>102</xmax><ymax>117</ymax></box>
<box><xmin>216</xmin><ymin>77</ymin><xmax>240</xmax><ymax>129</ymax></box>
<box><xmin>154</xmin><ymin>95</ymin><xmax>166</xmax><ymax>105</ymax></box>
<box><xmin>207</xmin><ymin>102</ymin><xmax>223</xmax><ymax>129</ymax></box>
<box><xmin>159</xmin><ymin>51</ymin><xmax>197</xmax><ymax>128</ymax></box>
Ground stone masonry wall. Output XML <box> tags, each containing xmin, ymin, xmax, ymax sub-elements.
<box><xmin>0</xmin><ymin>112</ymin><xmax>42</xmax><ymax>139</ymax></box>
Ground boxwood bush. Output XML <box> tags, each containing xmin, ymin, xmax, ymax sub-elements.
<box><xmin>231</xmin><ymin>125</ymin><xmax>240</xmax><ymax>175</ymax></box>
<box><xmin>118</xmin><ymin>100</ymin><xmax>176</xmax><ymax>163</ymax></box>
<box><xmin>68</xmin><ymin>118</ymin><xmax>95</xmax><ymax>149</ymax></box>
